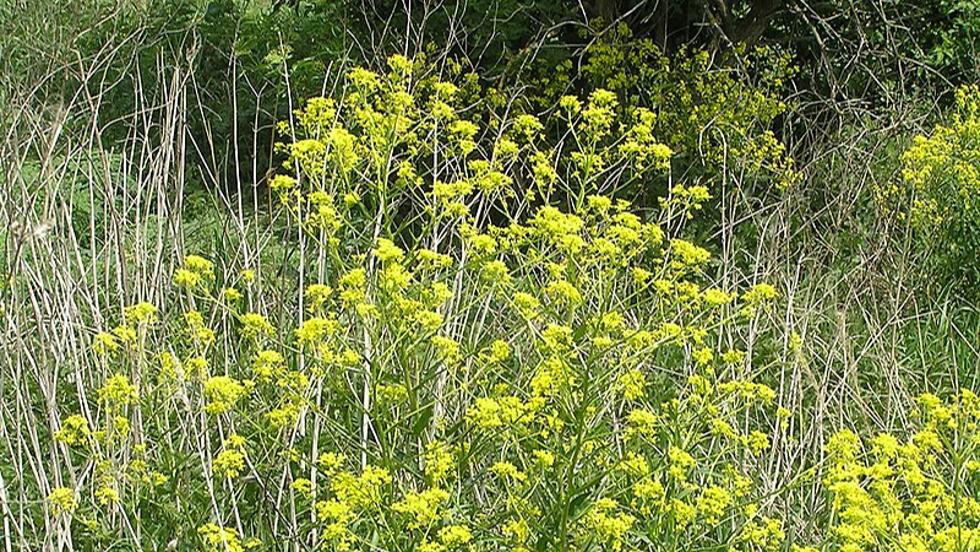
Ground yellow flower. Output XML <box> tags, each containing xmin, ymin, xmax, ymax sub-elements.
<box><xmin>625</xmin><ymin>408</ymin><xmax>657</xmax><ymax>438</ymax></box>
<box><xmin>530</xmin><ymin>356</ymin><xmax>575</xmax><ymax>397</ymax></box>
<box><xmin>533</xmin><ymin>450</ymin><xmax>556</xmax><ymax>468</ymax></box>
<box><xmin>305</xmin><ymin>283</ymin><xmax>333</xmax><ymax>312</ymax></box>
<box><xmin>541</xmin><ymin>324</ymin><xmax>573</xmax><ymax>351</ymax></box>
<box><xmin>378</xmin><ymin>383</ymin><xmax>409</xmax><ymax>403</ymax></box>
<box><xmin>253</xmin><ymin>349</ymin><xmax>285</xmax><ymax>380</ymax></box>
<box><xmin>213</xmin><ymin>448</ymin><xmax>245</xmax><ymax>479</ymax></box>
<box><xmin>738</xmin><ymin>517</ymin><xmax>785</xmax><ymax>549</ymax></box>
<box><xmin>184</xmin><ymin>255</ymin><xmax>214</xmax><ymax>275</ymax></box>
<box><xmin>701</xmin><ymin>288</ymin><xmax>733</xmax><ymax>307</ymax></box>
<box><xmin>338</xmin><ymin>268</ymin><xmax>367</xmax><ymax>306</ymax></box>
<box><xmin>239</xmin><ymin>312</ymin><xmax>274</xmax><ymax>339</ymax></box>
<box><xmin>744</xmin><ymin>431</ymin><xmax>770</xmax><ymax>455</ymax></box>
<box><xmin>173</xmin><ymin>268</ymin><xmax>201</xmax><ymax>288</ymax></box>
<box><xmin>430</xmin><ymin>335</ymin><xmax>461</xmax><ymax>364</ymax></box>
<box><xmin>503</xmin><ymin>517</ymin><xmax>531</xmax><ymax>545</ymax></box>
<box><xmin>485</xmin><ymin>339</ymin><xmax>510</xmax><ymax>363</ymax></box>
<box><xmin>669</xmin><ymin>239</ymin><xmax>711</xmax><ymax>268</ymax></box>
<box><xmin>696</xmin><ymin>486</ymin><xmax>732</xmax><ymax>525</ymax></box>
<box><xmin>291</xmin><ymin>478</ymin><xmax>313</xmax><ymax>497</ymax></box>
<box><xmin>48</xmin><ymin>487</ymin><xmax>76</xmax><ymax>515</ymax></box>
<box><xmin>544</xmin><ymin>279</ymin><xmax>583</xmax><ymax>306</ymax></box>
<box><xmin>578</xmin><ymin>498</ymin><xmax>635</xmax><ymax>552</ymax></box>
<box><xmin>466</xmin><ymin>397</ymin><xmax>505</xmax><ymax>428</ymax></box>
<box><xmin>392</xmin><ymin>487</ymin><xmax>449</xmax><ymax>529</ymax></box>
<box><xmin>438</xmin><ymin>525</ymin><xmax>473</xmax><ymax>547</ymax></box>
<box><xmin>203</xmin><ymin>375</ymin><xmax>247</xmax><ymax>414</ymax></box>
<box><xmin>374</xmin><ymin>238</ymin><xmax>405</xmax><ymax>263</ymax></box>
<box><xmin>667</xmin><ymin>447</ymin><xmax>695</xmax><ymax>481</ymax></box>
<box><xmin>490</xmin><ymin>461</ymin><xmax>526</xmax><ymax>483</ymax></box>
<box><xmin>55</xmin><ymin>414</ymin><xmax>90</xmax><ymax>446</ymax></box>
<box><xmin>418</xmin><ymin>249</ymin><xmax>454</xmax><ymax>269</ymax></box>
<box><xmin>295</xmin><ymin>317</ymin><xmax>335</xmax><ymax>346</ymax></box>
<box><xmin>123</xmin><ymin>301</ymin><xmax>157</xmax><ymax>325</ymax></box>
<box><xmin>112</xmin><ymin>324</ymin><xmax>137</xmax><ymax>344</ymax></box>
<box><xmin>317</xmin><ymin>452</ymin><xmax>346</xmax><ymax>475</ymax></box>
<box><xmin>512</xmin><ymin>292</ymin><xmax>541</xmax><ymax>318</ymax></box>
<box><xmin>198</xmin><ymin>524</ymin><xmax>245</xmax><ymax>552</ymax></box>
<box><xmin>95</xmin><ymin>484</ymin><xmax>119</xmax><ymax>506</ymax></box>
<box><xmin>559</xmin><ymin>95</ymin><xmax>582</xmax><ymax>114</ymax></box>
<box><xmin>223</xmin><ymin>287</ymin><xmax>243</xmax><ymax>303</ymax></box>
<box><xmin>184</xmin><ymin>310</ymin><xmax>216</xmax><ymax>346</ymax></box>
<box><xmin>330</xmin><ymin>465</ymin><xmax>390</xmax><ymax>510</ymax></box>
<box><xmin>98</xmin><ymin>374</ymin><xmax>137</xmax><ymax>408</ymax></box>
<box><xmin>743</xmin><ymin>282</ymin><xmax>778</xmax><ymax>303</ymax></box>
<box><xmin>387</xmin><ymin>53</ymin><xmax>413</xmax><ymax>76</ymax></box>
<box><xmin>617</xmin><ymin>368</ymin><xmax>646</xmax><ymax>400</ymax></box>
<box><xmin>349</xmin><ymin>67</ymin><xmax>380</xmax><ymax>88</ymax></box>
<box><xmin>92</xmin><ymin>331</ymin><xmax>119</xmax><ymax>355</ymax></box>
<box><xmin>269</xmin><ymin>174</ymin><xmax>297</xmax><ymax>192</ymax></box>
<box><xmin>424</xmin><ymin>440</ymin><xmax>454</xmax><ymax>483</ymax></box>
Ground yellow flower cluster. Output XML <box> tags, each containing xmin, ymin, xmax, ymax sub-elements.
<box><xmin>802</xmin><ymin>390</ymin><xmax>980</xmax><ymax>551</ymax></box>
<box><xmin>891</xmin><ymin>84</ymin><xmax>980</xmax><ymax>283</ymax></box>
<box><xmin>47</xmin><ymin>487</ymin><xmax>76</xmax><ymax>515</ymax></box>
<box><xmin>197</xmin><ymin>524</ymin><xmax>260</xmax><ymax>552</ymax></box>
<box><xmin>213</xmin><ymin>435</ymin><xmax>247</xmax><ymax>479</ymax></box>
<box><xmin>530</xmin><ymin>22</ymin><xmax>798</xmax><ymax>193</ymax></box>
<box><xmin>174</xmin><ymin>254</ymin><xmax>214</xmax><ymax>289</ymax></box>
<box><xmin>203</xmin><ymin>375</ymin><xmax>249</xmax><ymax>415</ymax></box>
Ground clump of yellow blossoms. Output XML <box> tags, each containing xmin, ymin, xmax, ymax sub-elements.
<box><xmin>197</xmin><ymin>524</ymin><xmax>260</xmax><ymax>552</ymax></box>
<box><xmin>892</xmin><ymin>84</ymin><xmax>980</xmax><ymax>286</ymax></box>
<box><xmin>48</xmin><ymin>487</ymin><xmax>77</xmax><ymax>515</ymax></box>
<box><xmin>213</xmin><ymin>434</ymin><xmax>247</xmax><ymax>479</ymax></box>
<box><xmin>797</xmin><ymin>390</ymin><xmax>980</xmax><ymax>551</ymax></box>
<box><xmin>528</xmin><ymin>22</ymin><xmax>800</xmax><ymax>193</ymax></box>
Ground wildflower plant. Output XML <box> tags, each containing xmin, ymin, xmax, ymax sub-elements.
<box><xmin>36</xmin><ymin>54</ymin><xmax>798</xmax><ymax>551</ymax></box>
<box><xmin>524</xmin><ymin>22</ymin><xmax>801</xmax><ymax>199</ymax></box>
<box><xmin>892</xmin><ymin>84</ymin><xmax>980</xmax><ymax>288</ymax></box>
<box><xmin>804</xmin><ymin>391</ymin><xmax>980</xmax><ymax>551</ymax></box>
